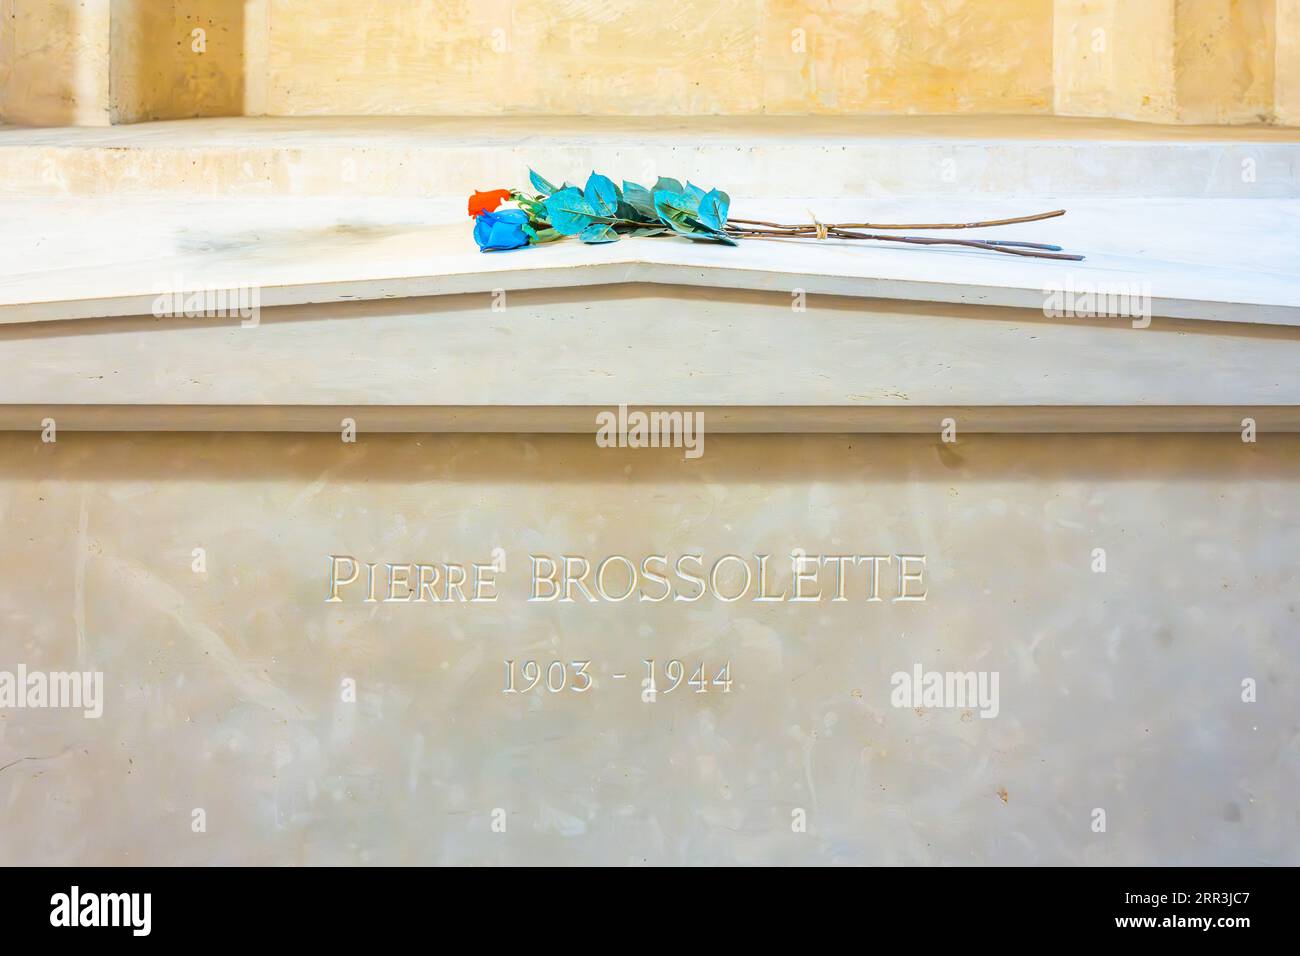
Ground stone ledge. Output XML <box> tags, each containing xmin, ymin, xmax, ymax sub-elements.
<box><xmin>2</xmin><ymin>115</ymin><xmax>1297</xmax><ymax>200</ymax></box>
<box><xmin>2</xmin><ymin>405</ymin><xmax>1297</xmax><ymax>434</ymax></box>
<box><xmin>3</xmin><ymin>285</ymin><xmax>1298</xmax><ymax>433</ymax></box>
<box><xmin>2</xmin><ymin>197</ymin><xmax>1298</xmax><ymax>327</ymax></box>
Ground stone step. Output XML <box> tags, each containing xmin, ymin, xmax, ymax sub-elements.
<box><xmin>3</xmin><ymin>283</ymin><xmax>1299</xmax><ymax>434</ymax></box>
<box><xmin>2</xmin><ymin>116</ymin><xmax>1298</xmax><ymax>202</ymax></box>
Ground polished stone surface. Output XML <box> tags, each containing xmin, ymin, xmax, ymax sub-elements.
<box><xmin>1</xmin><ymin>196</ymin><xmax>1297</xmax><ymax>326</ymax></box>
<box><xmin>1</xmin><ymin>432</ymin><xmax>1296</xmax><ymax>865</ymax></box>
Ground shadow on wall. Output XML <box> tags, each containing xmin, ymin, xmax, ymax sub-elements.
<box><xmin>0</xmin><ymin>0</ymin><xmax>111</xmax><ymax>126</ymax></box>
<box><xmin>110</xmin><ymin>0</ymin><xmax>245</xmax><ymax>123</ymax></box>
<box><xmin>0</xmin><ymin>0</ymin><xmax>246</xmax><ymax>126</ymax></box>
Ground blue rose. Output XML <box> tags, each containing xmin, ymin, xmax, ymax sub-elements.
<box><xmin>473</xmin><ymin>209</ymin><xmax>531</xmax><ymax>252</ymax></box>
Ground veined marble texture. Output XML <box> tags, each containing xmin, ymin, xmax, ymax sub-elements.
<box><xmin>0</xmin><ymin>432</ymin><xmax>1296</xmax><ymax>865</ymax></box>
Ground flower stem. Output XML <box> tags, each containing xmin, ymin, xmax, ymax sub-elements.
<box><xmin>723</xmin><ymin>225</ymin><xmax>1084</xmax><ymax>261</ymax></box>
<box><xmin>727</xmin><ymin>209</ymin><xmax>1068</xmax><ymax>231</ymax></box>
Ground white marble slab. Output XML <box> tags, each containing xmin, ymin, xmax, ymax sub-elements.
<box><xmin>3</xmin><ymin>431</ymin><xmax>1297</xmax><ymax>865</ymax></box>
<box><xmin>1</xmin><ymin>196</ymin><xmax>1298</xmax><ymax>326</ymax></box>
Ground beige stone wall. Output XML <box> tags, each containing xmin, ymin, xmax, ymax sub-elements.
<box><xmin>1054</xmin><ymin>0</ymin><xmax>1286</xmax><ymax>125</ymax></box>
<box><xmin>1</xmin><ymin>0</ymin><xmax>1296</xmax><ymax>125</ymax></box>
<box><xmin>260</xmin><ymin>0</ymin><xmax>1054</xmax><ymax>116</ymax></box>
<box><xmin>0</xmin><ymin>0</ymin><xmax>112</xmax><ymax>126</ymax></box>
<box><xmin>3</xmin><ymin>431</ymin><xmax>1298</xmax><ymax>864</ymax></box>
<box><xmin>1055</xmin><ymin>0</ymin><xmax>1279</xmax><ymax>124</ymax></box>
<box><xmin>1175</xmin><ymin>0</ymin><xmax>1276</xmax><ymax>124</ymax></box>
<box><xmin>1053</xmin><ymin>0</ymin><xmax>1178</xmax><ymax>122</ymax></box>
<box><xmin>109</xmin><ymin>0</ymin><xmax>244</xmax><ymax>123</ymax></box>
<box><xmin>1275</xmin><ymin>0</ymin><xmax>1300</xmax><ymax>124</ymax></box>
<box><xmin>0</xmin><ymin>0</ymin><xmax>242</xmax><ymax>126</ymax></box>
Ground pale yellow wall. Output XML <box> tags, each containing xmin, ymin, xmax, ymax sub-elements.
<box><xmin>2</xmin><ymin>0</ymin><xmax>1296</xmax><ymax>126</ymax></box>
<box><xmin>1280</xmin><ymin>0</ymin><xmax>1300</xmax><ymax>124</ymax></box>
<box><xmin>109</xmin><ymin>0</ymin><xmax>244</xmax><ymax>123</ymax></box>
<box><xmin>1053</xmin><ymin>0</ymin><xmax>1177</xmax><ymax>122</ymax></box>
<box><xmin>0</xmin><ymin>0</ymin><xmax>112</xmax><ymax>126</ymax></box>
<box><xmin>1175</xmin><ymin>0</ymin><xmax>1276</xmax><ymax>124</ymax></box>
<box><xmin>263</xmin><ymin>0</ymin><xmax>1055</xmax><ymax>116</ymax></box>
<box><xmin>243</xmin><ymin>0</ymin><xmax>270</xmax><ymax>116</ymax></box>
<box><xmin>761</xmin><ymin>0</ymin><xmax>1053</xmax><ymax>114</ymax></box>
<box><xmin>1055</xmin><ymin>0</ymin><xmax>1287</xmax><ymax>125</ymax></box>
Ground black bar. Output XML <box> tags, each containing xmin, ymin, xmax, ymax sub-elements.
<box><xmin>0</xmin><ymin>866</ymin><xmax>1289</xmax><ymax>941</ymax></box>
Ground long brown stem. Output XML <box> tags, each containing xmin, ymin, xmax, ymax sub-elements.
<box><xmin>726</xmin><ymin>225</ymin><xmax>1062</xmax><ymax>251</ymax></box>
<box><xmin>727</xmin><ymin>209</ymin><xmax>1067</xmax><ymax>231</ymax></box>
<box><xmin>723</xmin><ymin>226</ymin><xmax>1084</xmax><ymax>261</ymax></box>
<box><xmin>837</xmin><ymin>230</ymin><xmax>1083</xmax><ymax>261</ymax></box>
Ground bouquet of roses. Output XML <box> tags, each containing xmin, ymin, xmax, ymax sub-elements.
<box><xmin>469</xmin><ymin>170</ymin><xmax>1082</xmax><ymax>261</ymax></box>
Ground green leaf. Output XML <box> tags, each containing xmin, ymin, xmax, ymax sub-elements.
<box><xmin>696</xmin><ymin>188</ymin><xmax>730</xmax><ymax>231</ymax></box>
<box><xmin>543</xmin><ymin>187</ymin><xmax>597</xmax><ymax>235</ymax></box>
<box><xmin>529</xmin><ymin>169</ymin><xmax>558</xmax><ymax>196</ymax></box>
<box><xmin>584</xmin><ymin>172</ymin><xmax>620</xmax><ymax>218</ymax></box>
<box><xmin>629</xmin><ymin>226</ymin><xmax>669</xmax><ymax>238</ymax></box>
<box><xmin>531</xmin><ymin>227</ymin><xmax>563</xmax><ymax>243</ymax></box>
<box><xmin>684</xmin><ymin>182</ymin><xmax>708</xmax><ymax>204</ymax></box>
<box><xmin>652</xmin><ymin>189</ymin><xmax>736</xmax><ymax>245</ymax></box>
<box><xmin>616</xmin><ymin>200</ymin><xmax>652</xmax><ymax>223</ymax></box>
<box><xmin>692</xmin><ymin>230</ymin><xmax>737</xmax><ymax>246</ymax></box>
<box><xmin>579</xmin><ymin>222</ymin><xmax>620</xmax><ymax>244</ymax></box>
<box><xmin>653</xmin><ymin>177</ymin><xmax>684</xmax><ymax>196</ymax></box>
<box><xmin>515</xmin><ymin>194</ymin><xmax>547</xmax><ymax>217</ymax></box>
<box><xmin>659</xmin><ymin>185</ymin><xmax>702</xmax><ymax>218</ymax></box>
<box><xmin>652</xmin><ymin>189</ymin><xmax>698</xmax><ymax>227</ymax></box>
<box><xmin>622</xmin><ymin>181</ymin><xmax>657</xmax><ymax>219</ymax></box>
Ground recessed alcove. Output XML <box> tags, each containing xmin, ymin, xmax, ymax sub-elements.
<box><xmin>2</xmin><ymin>1</ymin><xmax>1297</xmax><ymax>127</ymax></box>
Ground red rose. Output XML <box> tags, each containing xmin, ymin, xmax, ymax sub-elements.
<box><xmin>468</xmin><ymin>189</ymin><xmax>513</xmax><ymax>218</ymax></box>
